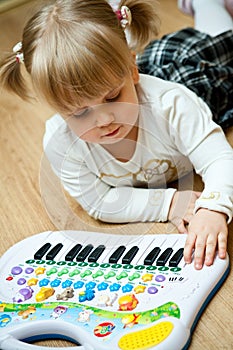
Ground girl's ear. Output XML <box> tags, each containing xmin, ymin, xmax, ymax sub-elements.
<box><xmin>131</xmin><ymin>52</ymin><xmax>139</xmax><ymax>84</ymax></box>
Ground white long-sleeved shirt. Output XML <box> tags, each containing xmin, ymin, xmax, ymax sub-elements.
<box><xmin>43</xmin><ymin>74</ymin><xmax>233</xmax><ymax>223</ymax></box>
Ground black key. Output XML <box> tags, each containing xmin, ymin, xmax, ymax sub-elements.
<box><xmin>46</xmin><ymin>243</ymin><xmax>63</xmax><ymax>260</ymax></box>
<box><xmin>76</xmin><ymin>244</ymin><xmax>94</xmax><ymax>262</ymax></box>
<box><xmin>156</xmin><ymin>248</ymin><xmax>173</xmax><ymax>266</ymax></box>
<box><xmin>109</xmin><ymin>246</ymin><xmax>126</xmax><ymax>264</ymax></box>
<box><xmin>34</xmin><ymin>243</ymin><xmax>52</xmax><ymax>260</ymax></box>
<box><xmin>88</xmin><ymin>245</ymin><xmax>105</xmax><ymax>262</ymax></box>
<box><xmin>65</xmin><ymin>244</ymin><xmax>82</xmax><ymax>261</ymax></box>
<box><xmin>169</xmin><ymin>248</ymin><xmax>184</xmax><ymax>267</ymax></box>
<box><xmin>122</xmin><ymin>246</ymin><xmax>139</xmax><ymax>264</ymax></box>
<box><xmin>144</xmin><ymin>247</ymin><xmax>161</xmax><ymax>265</ymax></box>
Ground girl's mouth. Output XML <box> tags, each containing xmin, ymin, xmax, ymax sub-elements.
<box><xmin>104</xmin><ymin>126</ymin><xmax>121</xmax><ymax>137</ymax></box>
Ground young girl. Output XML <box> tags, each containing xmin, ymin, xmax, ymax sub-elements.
<box><xmin>0</xmin><ymin>0</ymin><xmax>233</xmax><ymax>271</ymax></box>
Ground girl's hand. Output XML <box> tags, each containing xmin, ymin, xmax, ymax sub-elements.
<box><xmin>168</xmin><ymin>190</ymin><xmax>201</xmax><ymax>232</ymax></box>
<box><xmin>184</xmin><ymin>209</ymin><xmax>228</xmax><ymax>270</ymax></box>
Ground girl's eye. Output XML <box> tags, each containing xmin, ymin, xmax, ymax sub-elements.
<box><xmin>74</xmin><ymin>107</ymin><xmax>92</xmax><ymax>118</ymax></box>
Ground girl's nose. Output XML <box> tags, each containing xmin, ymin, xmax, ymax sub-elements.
<box><xmin>95</xmin><ymin>111</ymin><xmax>115</xmax><ymax>127</ymax></box>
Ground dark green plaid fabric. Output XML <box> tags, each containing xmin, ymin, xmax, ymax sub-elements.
<box><xmin>137</xmin><ymin>28</ymin><xmax>233</xmax><ymax>129</ymax></box>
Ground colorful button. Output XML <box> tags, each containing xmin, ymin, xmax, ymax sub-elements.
<box><xmin>35</xmin><ymin>267</ymin><xmax>46</xmax><ymax>275</ymax></box>
<box><xmin>92</xmin><ymin>270</ymin><xmax>104</xmax><ymax>279</ymax></box>
<box><xmin>134</xmin><ymin>285</ymin><xmax>146</xmax><ymax>294</ymax></box>
<box><xmin>104</xmin><ymin>271</ymin><xmax>116</xmax><ymax>280</ymax></box>
<box><xmin>85</xmin><ymin>281</ymin><xmax>96</xmax><ymax>290</ymax></box>
<box><xmin>6</xmin><ymin>276</ymin><xmax>13</xmax><ymax>281</ymax></box>
<box><xmin>141</xmin><ymin>273</ymin><xmax>153</xmax><ymax>282</ymax></box>
<box><xmin>97</xmin><ymin>282</ymin><xmax>108</xmax><ymax>291</ymax></box>
<box><xmin>46</xmin><ymin>267</ymin><xmax>58</xmax><ymax>276</ymax></box>
<box><xmin>155</xmin><ymin>275</ymin><xmax>166</xmax><ymax>282</ymax></box>
<box><xmin>116</xmin><ymin>272</ymin><xmax>128</xmax><ymax>280</ymax></box>
<box><xmin>25</xmin><ymin>267</ymin><xmax>34</xmax><ymax>274</ymax></box>
<box><xmin>50</xmin><ymin>279</ymin><xmax>61</xmax><ymax>288</ymax></box>
<box><xmin>69</xmin><ymin>269</ymin><xmax>80</xmax><ymax>277</ymax></box>
<box><xmin>17</xmin><ymin>278</ymin><xmax>26</xmax><ymax>285</ymax></box>
<box><xmin>73</xmin><ymin>281</ymin><xmax>84</xmax><ymax>289</ymax></box>
<box><xmin>27</xmin><ymin>278</ymin><xmax>38</xmax><ymax>286</ymax></box>
<box><xmin>11</xmin><ymin>266</ymin><xmax>23</xmax><ymax>275</ymax></box>
<box><xmin>62</xmin><ymin>280</ymin><xmax>73</xmax><ymax>288</ymax></box>
<box><xmin>39</xmin><ymin>278</ymin><xmax>50</xmax><ymax>287</ymax></box>
<box><xmin>122</xmin><ymin>284</ymin><xmax>134</xmax><ymax>293</ymax></box>
<box><xmin>109</xmin><ymin>283</ymin><xmax>121</xmax><ymax>291</ymax></box>
<box><xmin>80</xmin><ymin>269</ymin><xmax>92</xmax><ymax>278</ymax></box>
<box><xmin>128</xmin><ymin>272</ymin><xmax>140</xmax><ymax>281</ymax></box>
<box><xmin>35</xmin><ymin>287</ymin><xmax>55</xmax><ymax>302</ymax></box>
<box><xmin>148</xmin><ymin>286</ymin><xmax>158</xmax><ymax>294</ymax></box>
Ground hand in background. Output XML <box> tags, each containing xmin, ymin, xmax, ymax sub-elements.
<box><xmin>168</xmin><ymin>190</ymin><xmax>201</xmax><ymax>232</ymax></box>
<box><xmin>184</xmin><ymin>209</ymin><xmax>228</xmax><ymax>270</ymax></box>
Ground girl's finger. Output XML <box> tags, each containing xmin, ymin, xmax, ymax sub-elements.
<box><xmin>183</xmin><ymin>232</ymin><xmax>196</xmax><ymax>264</ymax></box>
<box><xmin>204</xmin><ymin>234</ymin><xmax>217</xmax><ymax>266</ymax></box>
<box><xmin>218</xmin><ymin>231</ymin><xmax>228</xmax><ymax>259</ymax></box>
<box><xmin>193</xmin><ymin>235</ymin><xmax>207</xmax><ymax>270</ymax></box>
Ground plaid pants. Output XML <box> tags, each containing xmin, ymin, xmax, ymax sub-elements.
<box><xmin>137</xmin><ymin>28</ymin><xmax>233</xmax><ymax>129</ymax></box>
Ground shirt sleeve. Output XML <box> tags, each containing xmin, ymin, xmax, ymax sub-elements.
<box><xmin>50</xmin><ymin>149</ymin><xmax>176</xmax><ymax>223</ymax></box>
<box><xmin>161</xmin><ymin>86</ymin><xmax>233</xmax><ymax>223</ymax></box>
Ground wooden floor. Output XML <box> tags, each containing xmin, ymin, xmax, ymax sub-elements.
<box><xmin>0</xmin><ymin>0</ymin><xmax>232</xmax><ymax>348</ymax></box>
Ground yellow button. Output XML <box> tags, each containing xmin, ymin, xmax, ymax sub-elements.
<box><xmin>118</xmin><ymin>321</ymin><xmax>174</xmax><ymax>350</ymax></box>
<box><xmin>134</xmin><ymin>285</ymin><xmax>146</xmax><ymax>294</ymax></box>
<box><xmin>141</xmin><ymin>273</ymin><xmax>153</xmax><ymax>282</ymax></box>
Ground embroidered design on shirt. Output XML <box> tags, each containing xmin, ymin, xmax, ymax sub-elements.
<box><xmin>100</xmin><ymin>159</ymin><xmax>177</xmax><ymax>185</ymax></box>
<box><xmin>199</xmin><ymin>192</ymin><xmax>220</xmax><ymax>200</ymax></box>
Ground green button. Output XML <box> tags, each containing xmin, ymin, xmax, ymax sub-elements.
<box><xmin>104</xmin><ymin>271</ymin><xmax>116</xmax><ymax>280</ymax></box>
<box><xmin>116</xmin><ymin>271</ymin><xmax>128</xmax><ymax>280</ymax></box>
<box><xmin>100</xmin><ymin>263</ymin><xmax>110</xmax><ymax>269</ymax></box>
<box><xmin>92</xmin><ymin>270</ymin><xmax>104</xmax><ymax>279</ymax></box>
<box><xmin>146</xmin><ymin>266</ymin><xmax>157</xmax><ymax>271</ymax></box>
<box><xmin>134</xmin><ymin>265</ymin><xmax>145</xmax><ymax>270</ymax></box>
<box><xmin>78</xmin><ymin>262</ymin><xmax>88</xmax><ymax>267</ymax></box>
<box><xmin>36</xmin><ymin>260</ymin><xmax>45</xmax><ymax>265</ymax></box>
<box><xmin>89</xmin><ymin>262</ymin><xmax>99</xmax><ymax>268</ymax></box>
<box><xmin>80</xmin><ymin>269</ymin><xmax>92</xmax><ymax>278</ymax></box>
<box><xmin>46</xmin><ymin>260</ymin><xmax>56</xmax><ymax>265</ymax></box>
<box><xmin>26</xmin><ymin>259</ymin><xmax>35</xmax><ymax>264</ymax></box>
<box><xmin>158</xmin><ymin>266</ymin><xmax>169</xmax><ymax>272</ymax></box>
<box><xmin>123</xmin><ymin>264</ymin><xmax>133</xmax><ymax>270</ymax></box>
<box><xmin>69</xmin><ymin>269</ymin><xmax>81</xmax><ymax>277</ymax></box>
<box><xmin>170</xmin><ymin>267</ymin><xmax>182</xmax><ymax>272</ymax></box>
<box><xmin>46</xmin><ymin>267</ymin><xmax>58</xmax><ymax>276</ymax></box>
<box><xmin>111</xmin><ymin>264</ymin><xmax>122</xmax><ymax>269</ymax></box>
<box><xmin>128</xmin><ymin>272</ymin><xmax>140</xmax><ymax>281</ymax></box>
<box><xmin>57</xmin><ymin>268</ymin><xmax>69</xmax><ymax>277</ymax></box>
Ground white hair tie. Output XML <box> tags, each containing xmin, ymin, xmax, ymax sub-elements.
<box><xmin>115</xmin><ymin>6</ymin><xmax>132</xmax><ymax>29</ymax></box>
<box><xmin>13</xmin><ymin>42</ymin><xmax>24</xmax><ymax>63</ymax></box>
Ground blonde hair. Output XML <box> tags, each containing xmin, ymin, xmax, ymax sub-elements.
<box><xmin>0</xmin><ymin>0</ymin><xmax>160</xmax><ymax>115</ymax></box>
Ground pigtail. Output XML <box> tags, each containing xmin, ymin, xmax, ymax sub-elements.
<box><xmin>0</xmin><ymin>51</ymin><xmax>29</xmax><ymax>100</ymax></box>
<box><xmin>118</xmin><ymin>0</ymin><xmax>160</xmax><ymax>53</ymax></box>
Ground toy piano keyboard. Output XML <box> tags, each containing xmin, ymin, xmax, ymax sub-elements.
<box><xmin>0</xmin><ymin>230</ymin><xmax>230</xmax><ymax>350</ymax></box>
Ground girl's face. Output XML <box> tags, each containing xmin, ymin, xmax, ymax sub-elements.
<box><xmin>64</xmin><ymin>69</ymin><xmax>140</xmax><ymax>145</ymax></box>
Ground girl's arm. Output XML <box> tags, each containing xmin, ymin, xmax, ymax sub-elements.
<box><xmin>51</xmin><ymin>156</ymin><xmax>177</xmax><ymax>223</ymax></box>
<box><xmin>164</xmin><ymin>86</ymin><xmax>233</xmax><ymax>269</ymax></box>
<box><xmin>43</xmin><ymin>114</ymin><xmax>176</xmax><ymax>223</ymax></box>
